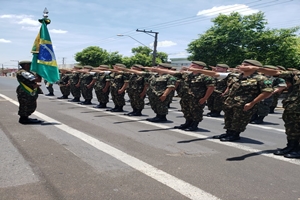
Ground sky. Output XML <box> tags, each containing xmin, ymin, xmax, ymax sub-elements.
<box><xmin>1</xmin><ymin>0</ymin><xmax>300</xmax><ymax>68</ymax></box>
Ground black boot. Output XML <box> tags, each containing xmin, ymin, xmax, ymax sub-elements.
<box><xmin>274</xmin><ymin>139</ymin><xmax>299</xmax><ymax>155</ymax></box>
<box><xmin>94</xmin><ymin>103</ymin><xmax>107</xmax><ymax>108</ymax></box>
<box><xmin>57</xmin><ymin>95</ymin><xmax>68</xmax><ymax>99</ymax></box>
<box><xmin>269</xmin><ymin>106</ymin><xmax>275</xmax><ymax>113</ymax></box>
<box><xmin>212</xmin><ymin>129</ymin><xmax>232</xmax><ymax>139</ymax></box>
<box><xmin>220</xmin><ymin>130</ymin><xmax>241</xmax><ymax>142</ymax></box>
<box><xmin>150</xmin><ymin>115</ymin><xmax>167</xmax><ymax>122</ymax></box>
<box><xmin>250</xmin><ymin>113</ymin><xmax>258</xmax><ymax>123</ymax></box>
<box><xmin>146</xmin><ymin>114</ymin><xmax>160</xmax><ymax>122</ymax></box>
<box><xmin>78</xmin><ymin>99</ymin><xmax>87</xmax><ymax>104</ymax></box>
<box><xmin>210</xmin><ymin>111</ymin><xmax>221</xmax><ymax>117</ymax></box>
<box><xmin>174</xmin><ymin>119</ymin><xmax>193</xmax><ymax>129</ymax></box>
<box><xmin>284</xmin><ymin>145</ymin><xmax>300</xmax><ymax>158</ymax></box>
<box><xmin>69</xmin><ymin>97</ymin><xmax>80</xmax><ymax>102</ymax></box>
<box><xmin>45</xmin><ymin>93</ymin><xmax>54</xmax><ymax>96</ymax></box>
<box><xmin>111</xmin><ymin>106</ymin><xmax>123</xmax><ymax>112</ymax></box>
<box><xmin>186</xmin><ymin>121</ymin><xmax>199</xmax><ymax>131</ymax></box>
<box><xmin>82</xmin><ymin>99</ymin><xmax>92</xmax><ymax>105</ymax></box>
<box><xmin>131</xmin><ymin>109</ymin><xmax>142</xmax><ymax>116</ymax></box>
<box><xmin>126</xmin><ymin>109</ymin><xmax>137</xmax><ymax>116</ymax></box>
<box><xmin>19</xmin><ymin>116</ymin><xmax>43</xmax><ymax>124</ymax></box>
<box><xmin>251</xmin><ymin>116</ymin><xmax>265</xmax><ymax>124</ymax></box>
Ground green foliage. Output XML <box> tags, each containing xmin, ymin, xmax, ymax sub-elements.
<box><xmin>74</xmin><ymin>46</ymin><xmax>109</xmax><ymax>67</ymax></box>
<box><xmin>187</xmin><ymin>12</ymin><xmax>300</xmax><ymax>68</ymax></box>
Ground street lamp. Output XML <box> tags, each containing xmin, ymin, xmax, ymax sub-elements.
<box><xmin>11</xmin><ymin>60</ymin><xmax>19</xmax><ymax>70</ymax></box>
<box><xmin>117</xmin><ymin>34</ymin><xmax>153</xmax><ymax>50</ymax></box>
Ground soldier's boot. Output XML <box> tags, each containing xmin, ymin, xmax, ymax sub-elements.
<box><xmin>132</xmin><ymin>109</ymin><xmax>142</xmax><ymax>116</ymax></box>
<box><xmin>111</xmin><ymin>106</ymin><xmax>123</xmax><ymax>112</ymax></box>
<box><xmin>19</xmin><ymin>116</ymin><xmax>43</xmax><ymax>124</ymax></box>
<box><xmin>252</xmin><ymin>116</ymin><xmax>265</xmax><ymax>124</ymax></box>
<box><xmin>146</xmin><ymin>114</ymin><xmax>160</xmax><ymax>122</ymax></box>
<box><xmin>82</xmin><ymin>99</ymin><xmax>92</xmax><ymax>105</ymax></box>
<box><xmin>220</xmin><ymin>130</ymin><xmax>241</xmax><ymax>142</ymax></box>
<box><xmin>174</xmin><ymin>119</ymin><xmax>193</xmax><ymax>129</ymax></box>
<box><xmin>69</xmin><ymin>97</ymin><xmax>80</xmax><ymax>102</ymax></box>
<box><xmin>212</xmin><ymin>129</ymin><xmax>232</xmax><ymax>139</ymax></box>
<box><xmin>284</xmin><ymin>144</ymin><xmax>300</xmax><ymax>158</ymax></box>
<box><xmin>45</xmin><ymin>93</ymin><xmax>54</xmax><ymax>96</ymax></box>
<box><xmin>186</xmin><ymin>121</ymin><xmax>199</xmax><ymax>131</ymax></box>
<box><xmin>57</xmin><ymin>95</ymin><xmax>68</xmax><ymax>99</ymax></box>
<box><xmin>126</xmin><ymin>109</ymin><xmax>137</xmax><ymax>116</ymax></box>
<box><xmin>250</xmin><ymin>113</ymin><xmax>258</xmax><ymax>123</ymax></box>
<box><xmin>274</xmin><ymin>139</ymin><xmax>299</xmax><ymax>155</ymax></box>
<box><xmin>210</xmin><ymin>111</ymin><xmax>221</xmax><ymax>117</ymax></box>
<box><xmin>150</xmin><ymin>115</ymin><xmax>167</xmax><ymax>122</ymax></box>
<box><xmin>269</xmin><ymin>106</ymin><xmax>275</xmax><ymax>113</ymax></box>
<box><xmin>78</xmin><ymin>99</ymin><xmax>87</xmax><ymax>104</ymax></box>
<box><xmin>95</xmin><ymin>103</ymin><xmax>107</xmax><ymax>108</ymax></box>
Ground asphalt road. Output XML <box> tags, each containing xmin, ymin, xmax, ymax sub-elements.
<box><xmin>0</xmin><ymin>76</ymin><xmax>300</xmax><ymax>200</ymax></box>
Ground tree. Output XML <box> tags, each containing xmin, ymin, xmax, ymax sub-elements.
<box><xmin>105</xmin><ymin>51</ymin><xmax>123</xmax><ymax>67</ymax></box>
<box><xmin>75</xmin><ymin>46</ymin><xmax>109</xmax><ymax>67</ymax></box>
<box><xmin>187</xmin><ymin>12</ymin><xmax>300</xmax><ymax>68</ymax></box>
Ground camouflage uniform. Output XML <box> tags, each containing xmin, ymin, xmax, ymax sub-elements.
<box><xmin>147</xmin><ymin>73</ymin><xmax>176</xmax><ymax>117</ymax></box>
<box><xmin>16</xmin><ymin>69</ymin><xmax>39</xmax><ymax>118</ymax></box>
<box><xmin>69</xmin><ymin>71</ymin><xmax>81</xmax><ymax>101</ymax></box>
<box><xmin>174</xmin><ymin>72</ymin><xmax>215</xmax><ymax>130</ymax></box>
<box><xmin>127</xmin><ymin>73</ymin><xmax>147</xmax><ymax>114</ymax></box>
<box><xmin>273</xmin><ymin>71</ymin><xmax>300</xmax><ymax>158</ymax></box>
<box><xmin>223</xmin><ymin>72</ymin><xmax>273</xmax><ymax>134</ymax></box>
<box><xmin>110</xmin><ymin>72</ymin><xmax>129</xmax><ymax>108</ymax></box>
<box><xmin>44</xmin><ymin>80</ymin><xmax>54</xmax><ymax>95</ymax></box>
<box><xmin>79</xmin><ymin>72</ymin><xmax>94</xmax><ymax>103</ymax></box>
<box><xmin>206</xmin><ymin>77</ymin><xmax>228</xmax><ymax>116</ymax></box>
<box><xmin>58</xmin><ymin>72</ymin><xmax>70</xmax><ymax>98</ymax></box>
<box><xmin>93</xmin><ymin>71</ymin><xmax>111</xmax><ymax>106</ymax></box>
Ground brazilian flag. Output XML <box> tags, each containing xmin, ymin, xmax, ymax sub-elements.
<box><xmin>30</xmin><ymin>19</ymin><xmax>60</xmax><ymax>83</ymax></box>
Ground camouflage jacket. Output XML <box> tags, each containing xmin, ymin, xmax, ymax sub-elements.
<box><xmin>69</xmin><ymin>72</ymin><xmax>80</xmax><ymax>84</ymax></box>
<box><xmin>16</xmin><ymin>69</ymin><xmax>38</xmax><ymax>96</ymax></box>
<box><xmin>110</xmin><ymin>72</ymin><xmax>130</xmax><ymax>89</ymax></box>
<box><xmin>148</xmin><ymin>73</ymin><xmax>176</xmax><ymax>96</ymax></box>
<box><xmin>93</xmin><ymin>72</ymin><xmax>111</xmax><ymax>90</ymax></box>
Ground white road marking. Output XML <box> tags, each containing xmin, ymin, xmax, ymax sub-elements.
<box><xmin>0</xmin><ymin>93</ymin><xmax>220</xmax><ymax>200</ymax></box>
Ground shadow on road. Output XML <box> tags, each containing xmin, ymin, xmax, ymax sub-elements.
<box><xmin>226</xmin><ymin>149</ymin><xmax>275</xmax><ymax>161</ymax></box>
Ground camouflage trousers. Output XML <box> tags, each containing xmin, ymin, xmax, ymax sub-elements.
<box><xmin>110</xmin><ymin>87</ymin><xmax>125</xmax><ymax>106</ymax></box>
<box><xmin>256</xmin><ymin>98</ymin><xmax>272</xmax><ymax>117</ymax></box>
<box><xmin>270</xmin><ymin>93</ymin><xmax>280</xmax><ymax>108</ymax></box>
<box><xmin>223</xmin><ymin>105</ymin><xmax>256</xmax><ymax>132</ymax></box>
<box><xmin>70</xmin><ymin>83</ymin><xmax>81</xmax><ymax>98</ymax></box>
<box><xmin>206</xmin><ymin>92</ymin><xmax>224</xmax><ymax>112</ymax></box>
<box><xmin>95</xmin><ymin>87</ymin><xmax>110</xmax><ymax>104</ymax></box>
<box><xmin>80</xmin><ymin>84</ymin><xmax>93</xmax><ymax>100</ymax></box>
<box><xmin>148</xmin><ymin>93</ymin><xmax>173</xmax><ymax>115</ymax></box>
<box><xmin>59</xmin><ymin>85</ymin><xmax>70</xmax><ymax>97</ymax></box>
<box><xmin>283</xmin><ymin>110</ymin><xmax>300</xmax><ymax>140</ymax></box>
<box><xmin>128</xmin><ymin>91</ymin><xmax>145</xmax><ymax>110</ymax></box>
<box><xmin>17</xmin><ymin>88</ymin><xmax>38</xmax><ymax>117</ymax></box>
<box><xmin>180</xmin><ymin>95</ymin><xmax>205</xmax><ymax>121</ymax></box>
<box><xmin>44</xmin><ymin>80</ymin><xmax>54</xmax><ymax>93</ymax></box>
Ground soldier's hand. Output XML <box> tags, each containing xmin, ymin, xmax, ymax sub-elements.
<box><xmin>199</xmin><ymin>98</ymin><xmax>206</xmax><ymax>105</ymax></box>
<box><xmin>243</xmin><ymin>102</ymin><xmax>254</xmax><ymax>111</ymax></box>
<box><xmin>159</xmin><ymin>95</ymin><xmax>167</xmax><ymax>102</ymax></box>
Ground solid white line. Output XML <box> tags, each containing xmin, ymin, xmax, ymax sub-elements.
<box><xmin>0</xmin><ymin>93</ymin><xmax>220</xmax><ymax>200</ymax></box>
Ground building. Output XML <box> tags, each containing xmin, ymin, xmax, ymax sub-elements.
<box><xmin>169</xmin><ymin>58</ymin><xmax>191</xmax><ymax>70</ymax></box>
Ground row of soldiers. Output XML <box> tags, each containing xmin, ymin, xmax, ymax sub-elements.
<box><xmin>55</xmin><ymin>60</ymin><xmax>300</xmax><ymax>158</ymax></box>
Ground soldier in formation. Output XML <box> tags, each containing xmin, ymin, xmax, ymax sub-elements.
<box><xmin>57</xmin><ymin>68</ymin><xmax>71</xmax><ymax>99</ymax></box>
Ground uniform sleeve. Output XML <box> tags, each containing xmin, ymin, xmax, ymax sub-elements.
<box><xmin>259</xmin><ymin>77</ymin><xmax>273</xmax><ymax>93</ymax></box>
<box><xmin>204</xmin><ymin>75</ymin><xmax>215</xmax><ymax>87</ymax></box>
<box><xmin>166</xmin><ymin>75</ymin><xmax>176</xmax><ymax>88</ymax></box>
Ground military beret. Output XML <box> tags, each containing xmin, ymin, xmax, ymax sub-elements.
<box><xmin>114</xmin><ymin>63</ymin><xmax>126</xmax><ymax>68</ymax></box>
<box><xmin>287</xmin><ymin>68</ymin><xmax>299</xmax><ymax>71</ymax></box>
<box><xmin>74</xmin><ymin>65</ymin><xmax>83</xmax><ymax>69</ymax></box>
<box><xmin>157</xmin><ymin>63</ymin><xmax>173</xmax><ymax>69</ymax></box>
<box><xmin>277</xmin><ymin>66</ymin><xmax>286</xmax><ymax>71</ymax></box>
<box><xmin>83</xmin><ymin>65</ymin><xmax>93</xmax><ymax>69</ymax></box>
<box><xmin>132</xmin><ymin>64</ymin><xmax>144</xmax><ymax>69</ymax></box>
<box><xmin>216</xmin><ymin>64</ymin><xmax>229</xmax><ymax>68</ymax></box>
<box><xmin>263</xmin><ymin>65</ymin><xmax>278</xmax><ymax>70</ymax></box>
<box><xmin>19</xmin><ymin>60</ymin><xmax>31</xmax><ymax>66</ymax></box>
<box><xmin>99</xmin><ymin>65</ymin><xmax>110</xmax><ymax>68</ymax></box>
<box><xmin>243</xmin><ymin>59</ymin><xmax>263</xmax><ymax>67</ymax></box>
<box><xmin>192</xmin><ymin>61</ymin><xmax>207</xmax><ymax>67</ymax></box>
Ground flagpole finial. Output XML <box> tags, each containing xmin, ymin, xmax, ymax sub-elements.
<box><xmin>39</xmin><ymin>7</ymin><xmax>51</xmax><ymax>25</ymax></box>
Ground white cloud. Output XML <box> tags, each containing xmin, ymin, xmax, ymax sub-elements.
<box><xmin>0</xmin><ymin>39</ymin><xmax>11</xmax><ymax>43</ymax></box>
<box><xmin>197</xmin><ymin>4</ymin><xmax>259</xmax><ymax>17</ymax></box>
<box><xmin>21</xmin><ymin>26</ymin><xmax>40</xmax><ymax>31</ymax></box>
<box><xmin>50</xmin><ymin>29</ymin><xmax>68</xmax><ymax>34</ymax></box>
<box><xmin>150</xmin><ymin>40</ymin><xmax>177</xmax><ymax>48</ymax></box>
<box><xmin>17</xmin><ymin>17</ymin><xmax>40</xmax><ymax>26</ymax></box>
<box><xmin>169</xmin><ymin>52</ymin><xmax>190</xmax><ymax>58</ymax></box>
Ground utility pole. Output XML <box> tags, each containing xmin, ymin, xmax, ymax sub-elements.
<box><xmin>136</xmin><ymin>29</ymin><xmax>159</xmax><ymax>66</ymax></box>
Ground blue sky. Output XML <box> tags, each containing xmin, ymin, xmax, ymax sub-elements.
<box><xmin>0</xmin><ymin>0</ymin><xmax>299</xmax><ymax>68</ymax></box>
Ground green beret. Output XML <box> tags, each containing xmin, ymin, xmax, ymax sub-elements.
<box><xmin>99</xmin><ymin>65</ymin><xmax>109</xmax><ymax>68</ymax></box>
<box><xmin>287</xmin><ymin>68</ymin><xmax>299</xmax><ymax>71</ymax></box>
<box><xmin>115</xmin><ymin>63</ymin><xmax>126</xmax><ymax>68</ymax></box>
<box><xmin>263</xmin><ymin>65</ymin><xmax>278</xmax><ymax>70</ymax></box>
<box><xmin>216</xmin><ymin>64</ymin><xmax>229</xmax><ymax>68</ymax></box>
<box><xmin>132</xmin><ymin>64</ymin><xmax>144</xmax><ymax>69</ymax></box>
<box><xmin>19</xmin><ymin>60</ymin><xmax>31</xmax><ymax>66</ymax></box>
<box><xmin>192</xmin><ymin>61</ymin><xmax>206</xmax><ymax>67</ymax></box>
<box><xmin>83</xmin><ymin>65</ymin><xmax>93</xmax><ymax>69</ymax></box>
<box><xmin>243</xmin><ymin>59</ymin><xmax>262</xmax><ymax>67</ymax></box>
<box><xmin>74</xmin><ymin>65</ymin><xmax>83</xmax><ymax>69</ymax></box>
<box><xmin>277</xmin><ymin>66</ymin><xmax>286</xmax><ymax>71</ymax></box>
<box><xmin>157</xmin><ymin>63</ymin><xmax>173</xmax><ymax>69</ymax></box>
